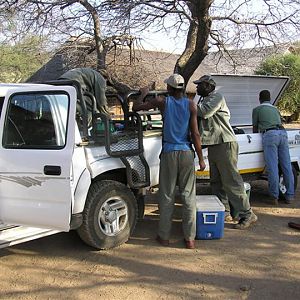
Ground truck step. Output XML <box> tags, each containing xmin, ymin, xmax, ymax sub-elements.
<box><xmin>0</xmin><ymin>226</ymin><xmax>59</xmax><ymax>249</ymax></box>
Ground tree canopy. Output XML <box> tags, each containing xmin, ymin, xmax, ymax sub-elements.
<box><xmin>0</xmin><ymin>36</ymin><xmax>50</xmax><ymax>83</ymax></box>
<box><xmin>1</xmin><ymin>0</ymin><xmax>300</xmax><ymax>89</ymax></box>
<box><xmin>255</xmin><ymin>53</ymin><xmax>300</xmax><ymax>120</ymax></box>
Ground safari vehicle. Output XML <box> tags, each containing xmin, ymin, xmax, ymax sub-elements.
<box><xmin>194</xmin><ymin>74</ymin><xmax>300</xmax><ymax>196</ymax></box>
<box><xmin>0</xmin><ymin>80</ymin><xmax>162</xmax><ymax>250</ymax></box>
<box><xmin>0</xmin><ymin>74</ymin><xmax>298</xmax><ymax>250</ymax></box>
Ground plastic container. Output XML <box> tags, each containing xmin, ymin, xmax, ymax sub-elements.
<box><xmin>95</xmin><ymin>120</ymin><xmax>115</xmax><ymax>134</ymax></box>
<box><xmin>196</xmin><ymin>195</ymin><xmax>225</xmax><ymax>240</ymax></box>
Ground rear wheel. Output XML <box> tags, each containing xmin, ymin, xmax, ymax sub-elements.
<box><xmin>279</xmin><ymin>165</ymin><xmax>298</xmax><ymax>199</ymax></box>
<box><xmin>77</xmin><ymin>180</ymin><xmax>138</xmax><ymax>249</ymax></box>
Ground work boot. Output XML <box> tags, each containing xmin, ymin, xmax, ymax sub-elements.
<box><xmin>271</xmin><ymin>197</ymin><xmax>279</xmax><ymax>205</ymax></box>
<box><xmin>224</xmin><ymin>211</ymin><xmax>233</xmax><ymax>222</ymax></box>
<box><xmin>234</xmin><ymin>213</ymin><xmax>258</xmax><ymax>230</ymax></box>
<box><xmin>225</xmin><ymin>215</ymin><xmax>233</xmax><ymax>222</ymax></box>
<box><xmin>285</xmin><ymin>196</ymin><xmax>294</xmax><ymax>204</ymax></box>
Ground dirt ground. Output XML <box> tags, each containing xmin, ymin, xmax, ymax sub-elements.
<box><xmin>0</xmin><ymin>176</ymin><xmax>299</xmax><ymax>300</ymax></box>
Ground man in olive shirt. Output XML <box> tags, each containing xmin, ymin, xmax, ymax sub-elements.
<box><xmin>195</xmin><ymin>75</ymin><xmax>257</xmax><ymax>229</ymax></box>
<box><xmin>59</xmin><ymin>68</ymin><xmax>110</xmax><ymax>116</ymax></box>
<box><xmin>252</xmin><ymin>90</ymin><xmax>294</xmax><ymax>204</ymax></box>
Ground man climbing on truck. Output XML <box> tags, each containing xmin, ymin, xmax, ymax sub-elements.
<box><xmin>59</xmin><ymin>67</ymin><xmax>110</xmax><ymax>117</ymax></box>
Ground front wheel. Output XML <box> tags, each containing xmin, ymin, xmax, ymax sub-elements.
<box><xmin>279</xmin><ymin>164</ymin><xmax>298</xmax><ymax>199</ymax></box>
<box><xmin>77</xmin><ymin>180</ymin><xmax>138</xmax><ymax>249</ymax></box>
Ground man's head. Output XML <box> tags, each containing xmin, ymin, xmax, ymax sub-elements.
<box><xmin>193</xmin><ymin>75</ymin><xmax>216</xmax><ymax>97</ymax></box>
<box><xmin>259</xmin><ymin>90</ymin><xmax>271</xmax><ymax>103</ymax></box>
<box><xmin>164</xmin><ymin>74</ymin><xmax>185</xmax><ymax>94</ymax></box>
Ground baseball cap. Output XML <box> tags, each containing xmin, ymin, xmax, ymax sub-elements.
<box><xmin>164</xmin><ymin>74</ymin><xmax>185</xmax><ymax>89</ymax></box>
<box><xmin>193</xmin><ymin>75</ymin><xmax>216</xmax><ymax>87</ymax></box>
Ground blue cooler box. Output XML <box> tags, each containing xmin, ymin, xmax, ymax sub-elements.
<box><xmin>196</xmin><ymin>195</ymin><xmax>225</xmax><ymax>240</ymax></box>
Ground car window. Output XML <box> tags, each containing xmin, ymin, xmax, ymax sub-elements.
<box><xmin>2</xmin><ymin>92</ymin><xmax>69</xmax><ymax>149</ymax></box>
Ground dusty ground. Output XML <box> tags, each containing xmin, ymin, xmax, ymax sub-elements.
<box><xmin>0</xmin><ymin>177</ymin><xmax>299</xmax><ymax>300</ymax></box>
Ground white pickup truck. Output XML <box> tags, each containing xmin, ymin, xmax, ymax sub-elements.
<box><xmin>0</xmin><ymin>80</ymin><xmax>158</xmax><ymax>250</ymax></box>
<box><xmin>0</xmin><ymin>75</ymin><xmax>299</xmax><ymax>250</ymax></box>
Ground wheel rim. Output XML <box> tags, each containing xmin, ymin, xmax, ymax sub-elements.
<box><xmin>279</xmin><ymin>175</ymin><xmax>287</xmax><ymax>194</ymax></box>
<box><xmin>98</xmin><ymin>196</ymin><xmax>128</xmax><ymax>236</ymax></box>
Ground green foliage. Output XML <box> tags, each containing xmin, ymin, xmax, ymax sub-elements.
<box><xmin>0</xmin><ymin>36</ymin><xmax>50</xmax><ymax>83</ymax></box>
<box><xmin>255</xmin><ymin>53</ymin><xmax>300</xmax><ymax>115</ymax></box>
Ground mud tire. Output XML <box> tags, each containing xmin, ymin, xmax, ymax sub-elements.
<box><xmin>77</xmin><ymin>180</ymin><xmax>137</xmax><ymax>249</ymax></box>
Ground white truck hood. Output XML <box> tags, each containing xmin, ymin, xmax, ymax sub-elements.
<box><xmin>193</xmin><ymin>74</ymin><xmax>290</xmax><ymax>127</ymax></box>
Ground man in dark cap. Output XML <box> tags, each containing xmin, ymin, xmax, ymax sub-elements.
<box><xmin>252</xmin><ymin>89</ymin><xmax>294</xmax><ymax>204</ymax></box>
<box><xmin>194</xmin><ymin>75</ymin><xmax>257</xmax><ymax>230</ymax></box>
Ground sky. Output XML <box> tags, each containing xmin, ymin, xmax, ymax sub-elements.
<box><xmin>136</xmin><ymin>0</ymin><xmax>300</xmax><ymax>54</ymax></box>
<box><xmin>140</xmin><ymin>32</ymin><xmax>186</xmax><ymax>54</ymax></box>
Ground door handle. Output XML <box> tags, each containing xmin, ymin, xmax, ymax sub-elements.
<box><xmin>247</xmin><ymin>135</ymin><xmax>252</xmax><ymax>143</ymax></box>
<box><xmin>44</xmin><ymin>165</ymin><xmax>61</xmax><ymax>176</ymax></box>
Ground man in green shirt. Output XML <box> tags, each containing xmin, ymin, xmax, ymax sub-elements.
<box><xmin>195</xmin><ymin>75</ymin><xmax>257</xmax><ymax>229</ymax></box>
<box><xmin>252</xmin><ymin>90</ymin><xmax>294</xmax><ymax>204</ymax></box>
<box><xmin>59</xmin><ymin>68</ymin><xmax>110</xmax><ymax>117</ymax></box>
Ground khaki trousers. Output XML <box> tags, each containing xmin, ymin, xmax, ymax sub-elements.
<box><xmin>158</xmin><ymin>150</ymin><xmax>196</xmax><ymax>240</ymax></box>
<box><xmin>208</xmin><ymin>142</ymin><xmax>252</xmax><ymax>219</ymax></box>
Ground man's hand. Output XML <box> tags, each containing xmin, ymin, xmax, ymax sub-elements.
<box><xmin>198</xmin><ymin>159</ymin><xmax>206</xmax><ymax>171</ymax></box>
<box><xmin>133</xmin><ymin>86</ymin><xmax>150</xmax><ymax>111</ymax></box>
<box><xmin>140</xmin><ymin>87</ymin><xmax>150</xmax><ymax>99</ymax></box>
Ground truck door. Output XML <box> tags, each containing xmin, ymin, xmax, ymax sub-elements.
<box><xmin>0</xmin><ymin>87</ymin><xmax>76</xmax><ymax>231</ymax></box>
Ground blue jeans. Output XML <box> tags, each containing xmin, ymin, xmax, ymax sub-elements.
<box><xmin>262</xmin><ymin>129</ymin><xmax>294</xmax><ymax>199</ymax></box>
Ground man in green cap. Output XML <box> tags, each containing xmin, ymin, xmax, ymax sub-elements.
<box><xmin>194</xmin><ymin>75</ymin><xmax>257</xmax><ymax>229</ymax></box>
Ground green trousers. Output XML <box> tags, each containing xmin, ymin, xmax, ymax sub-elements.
<box><xmin>208</xmin><ymin>141</ymin><xmax>252</xmax><ymax>219</ymax></box>
<box><xmin>158</xmin><ymin>150</ymin><xmax>196</xmax><ymax>241</ymax></box>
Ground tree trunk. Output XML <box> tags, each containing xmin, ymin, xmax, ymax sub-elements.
<box><xmin>78</xmin><ymin>0</ymin><xmax>106</xmax><ymax>70</ymax></box>
<box><xmin>175</xmin><ymin>0</ymin><xmax>213</xmax><ymax>84</ymax></box>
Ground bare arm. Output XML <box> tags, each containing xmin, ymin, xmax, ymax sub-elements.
<box><xmin>189</xmin><ymin>100</ymin><xmax>206</xmax><ymax>171</ymax></box>
<box><xmin>132</xmin><ymin>87</ymin><xmax>165</xmax><ymax>112</ymax></box>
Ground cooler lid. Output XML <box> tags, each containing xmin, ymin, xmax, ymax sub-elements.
<box><xmin>193</xmin><ymin>74</ymin><xmax>290</xmax><ymax>127</ymax></box>
<box><xmin>196</xmin><ymin>195</ymin><xmax>225</xmax><ymax>211</ymax></box>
